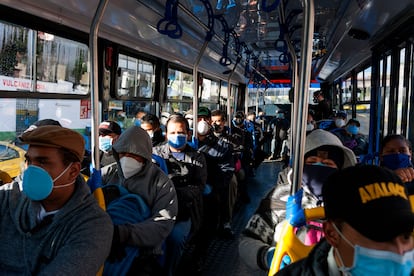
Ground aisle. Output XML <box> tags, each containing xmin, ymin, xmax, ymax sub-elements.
<box><xmin>199</xmin><ymin>160</ymin><xmax>283</xmax><ymax>276</ymax></box>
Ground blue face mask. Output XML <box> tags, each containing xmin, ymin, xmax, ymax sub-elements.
<box><xmin>347</xmin><ymin>125</ymin><xmax>359</xmax><ymax>135</ymax></box>
<box><xmin>168</xmin><ymin>134</ymin><xmax>187</xmax><ymax>149</ymax></box>
<box><xmin>382</xmin><ymin>153</ymin><xmax>412</xmax><ymax>170</ymax></box>
<box><xmin>99</xmin><ymin>136</ymin><xmax>113</xmax><ymax>152</ymax></box>
<box><xmin>22</xmin><ymin>164</ymin><xmax>74</xmax><ymax>201</ymax></box>
<box><xmin>302</xmin><ymin>164</ymin><xmax>338</xmax><ymax>200</ymax></box>
<box><xmin>333</xmin><ymin>223</ymin><xmax>414</xmax><ymax>276</ymax></box>
<box><xmin>134</xmin><ymin>119</ymin><xmax>141</xmax><ymax>127</ymax></box>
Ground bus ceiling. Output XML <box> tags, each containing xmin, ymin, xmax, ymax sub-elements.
<box><xmin>2</xmin><ymin>0</ymin><xmax>414</xmax><ymax>84</ymax></box>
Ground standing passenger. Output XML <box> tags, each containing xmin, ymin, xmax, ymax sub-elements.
<box><xmin>0</xmin><ymin>125</ymin><xmax>113</xmax><ymax>274</ymax></box>
<box><xmin>311</xmin><ymin>90</ymin><xmax>331</xmax><ymax>121</ymax></box>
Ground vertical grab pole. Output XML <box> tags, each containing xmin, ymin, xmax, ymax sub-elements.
<box><xmin>278</xmin><ymin>1</ymin><xmax>299</xmax><ymax>150</ymax></box>
<box><xmin>290</xmin><ymin>0</ymin><xmax>314</xmax><ymax>194</ymax></box>
<box><xmin>193</xmin><ymin>41</ymin><xmax>209</xmax><ymax>137</ymax></box>
<box><xmin>89</xmin><ymin>0</ymin><xmax>110</xmax><ymax>170</ymax></box>
<box><xmin>268</xmin><ymin>1</ymin><xmax>314</xmax><ymax>273</ymax></box>
<box><xmin>227</xmin><ymin>74</ymin><xmax>232</xmax><ymax>124</ymax></box>
<box><xmin>287</xmin><ymin>42</ymin><xmax>299</xmax><ymax>165</ymax></box>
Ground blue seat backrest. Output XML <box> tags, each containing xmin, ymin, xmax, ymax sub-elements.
<box><xmin>152</xmin><ymin>153</ymin><xmax>169</xmax><ymax>174</ymax></box>
<box><xmin>103</xmin><ymin>184</ymin><xmax>151</xmax><ymax>276</ymax></box>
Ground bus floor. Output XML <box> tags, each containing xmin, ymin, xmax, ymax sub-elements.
<box><xmin>176</xmin><ymin>160</ymin><xmax>283</xmax><ymax>276</ymax></box>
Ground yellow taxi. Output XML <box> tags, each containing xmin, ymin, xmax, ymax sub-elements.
<box><xmin>0</xmin><ymin>141</ymin><xmax>26</xmax><ymax>179</ymax></box>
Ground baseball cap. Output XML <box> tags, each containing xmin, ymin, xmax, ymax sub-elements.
<box><xmin>99</xmin><ymin>120</ymin><xmax>122</xmax><ymax>136</ymax></box>
<box><xmin>23</xmin><ymin>119</ymin><xmax>62</xmax><ymax>134</ymax></box>
<box><xmin>19</xmin><ymin>125</ymin><xmax>85</xmax><ymax>162</ymax></box>
<box><xmin>198</xmin><ymin>106</ymin><xmax>211</xmax><ymax>117</ymax></box>
<box><xmin>323</xmin><ymin>165</ymin><xmax>414</xmax><ymax>242</ymax></box>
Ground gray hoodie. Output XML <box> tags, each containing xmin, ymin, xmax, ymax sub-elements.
<box><xmin>102</xmin><ymin>126</ymin><xmax>178</xmax><ymax>255</ymax></box>
<box><xmin>0</xmin><ymin>177</ymin><xmax>113</xmax><ymax>275</ymax></box>
<box><xmin>239</xmin><ymin>129</ymin><xmax>356</xmax><ymax>271</ymax></box>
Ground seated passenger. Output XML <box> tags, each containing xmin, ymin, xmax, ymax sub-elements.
<box><xmin>0</xmin><ymin>125</ymin><xmax>113</xmax><ymax>274</ymax></box>
<box><xmin>141</xmin><ymin>113</ymin><xmax>165</xmax><ymax>146</ymax></box>
<box><xmin>133</xmin><ymin>109</ymin><xmax>147</xmax><ymax>127</ymax></box>
<box><xmin>238</xmin><ymin>129</ymin><xmax>356</xmax><ymax>272</ymax></box>
<box><xmin>332</xmin><ymin>118</ymin><xmax>368</xmax><ymax>156</ymax></box>
<box><xmin>152</xmin><ymin>114</ymin><xmax>207</xmax><ymax>276</ymax></box>
<box><xmin>380</xmin><ymin>134</ymin><xmax>414</xmax><ymax>194</ymax></box>
<box><xmin>101</xmin><ymin>126</ymin><xmax>178</xmax><ymax>274</ymax></box>
<box><xmin>98</xmin><ymin>120</ymin><xmax>122</xmax><ymax>167</ymax></box>
<box><xmin>276</xmin><ymin>165</ymin><xmax>414</xmax><ymax>275</ymax></box>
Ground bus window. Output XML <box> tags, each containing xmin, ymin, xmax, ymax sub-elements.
<box><xmin>200</xmin><ymin>78</ymin><xmax>220</xmax><ymax>112</ymax></box>
<box><xmin>165</xmin><ymin>67</ymin><xmax>193</xmax><ymax>114</ymax></box>
<box><xmin>0</xmin><ymin>21</ymin><xmax>89</xmax><ymax>94</ymax></box>
<box><xmin>201</xmin><ymin>78</ymin><xmax>220</xmax><ymax>103</ymax></box>
<box><xmin>117</xmin><ymin>54</ymin><xmax>154</xmax><ymax>99</ymax></box>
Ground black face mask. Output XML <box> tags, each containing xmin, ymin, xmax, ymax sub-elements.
<box><xmin>213</xmin><ymin>123</ymin><xmax>221</xmax><ymax>132</ymax></box>
<box><xmin>302</xmin><ymin>164</ymin><xmax>338</xmax><ymax>201</ymax></box>
<box><xmin>234</xmin><ymin>118</ymin><xmax>243</xmax><ymax>125</ymax></box>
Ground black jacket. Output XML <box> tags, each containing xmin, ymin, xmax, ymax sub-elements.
<box><xmin>275</xmin><ymin>239</ymin><xmax>331</xmax><ymax>276</ymax></box>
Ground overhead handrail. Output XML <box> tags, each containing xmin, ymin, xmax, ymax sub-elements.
<box><xmin>214</xmin><ymin>14</ymin><xmax>232</xmax><ymax>66</ymax></box>
<box><xmin>225</xmin><ymin>30</ymin><xmax>242</xmax><ymax>123</ymax></box>
<box><xmin>157</xmin><ymin>0</ymin><xmax>183</xmax><ymax>39</ymax></box>
<box><xmin>191</xmin><ymin>0</ymin><xmax>215</xmax><ymax>141</ymax></box>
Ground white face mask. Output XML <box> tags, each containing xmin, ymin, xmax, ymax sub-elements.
<box><xmin>119</xmin><ymin>156</ymin><xmax>144</xmax><ymax>179</ymax></box>
<box><xmin>335</xmin><ymin>119</ymin><xmax>346</xmax><ymax>128</ymax></box>
<box><xmin>197</xmin><ymin>120</ymin><xmax>211</xmax><ymax>135</ymax></box>
<box><xmin>306</xmin><ymin>123</ymin><xmax>315</xmax><ymax>131</ymax></box>
<box><xmin>146</xmin><ymin>130</ymin><xmax>154</xmax><ymax>139</ymax></box>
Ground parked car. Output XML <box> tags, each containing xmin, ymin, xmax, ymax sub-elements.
<box><xmin>0</xmin><ymin>142</ymin><xmax>25</xmax><ymax>179</ymax></box>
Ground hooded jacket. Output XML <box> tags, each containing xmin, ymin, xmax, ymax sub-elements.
<box><xmin>0</xmin><ymin>176</ymin><xmax>113</xmax><ymax>275</ymax></box>
<box><xmin>101</xmin><ymin>126</ymin><xmax>178</xmax><ymax>255</ymax></box>
<box><xmin>239</xmin><ymin>129</ymin><xmax>356</xmax><ymax>271</ymax></box>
